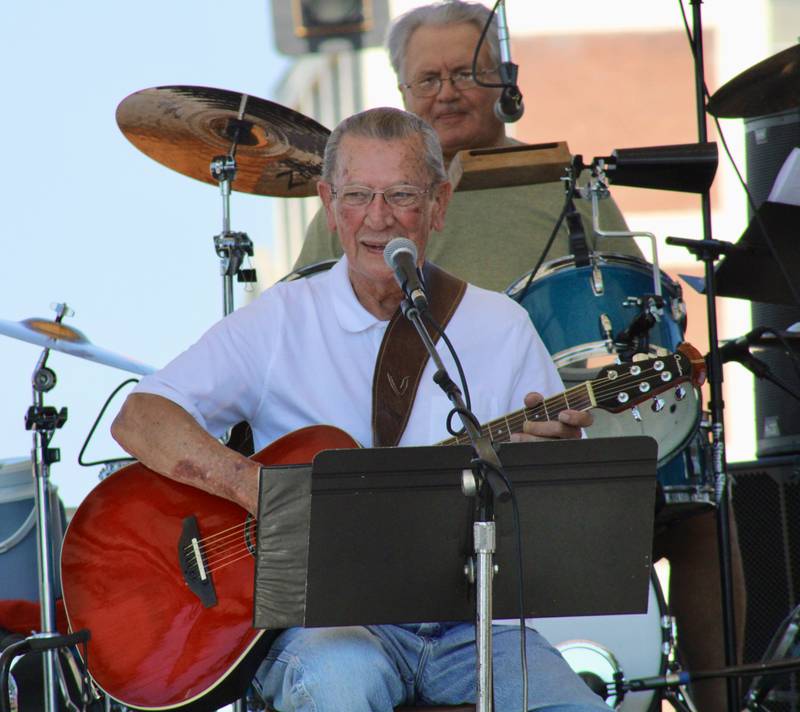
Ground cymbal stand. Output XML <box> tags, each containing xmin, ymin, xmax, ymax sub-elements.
<box><xmin>211</xmin><ymin>108</ymin><xmax>258</xmax><ymax>712</ymax></box>
<box><xmin>21</xmin><ymin>303</ymin><xmax>70</xmax><ymax>712</ymax></box>
<box><xmin>210</xmin><ymin>104</ymin><xmax>258</xmax><ymax>318</ymax></box>
<box><xmin>211</xmin><ymin>154</ymin><xmax>256</xmax><ymax>318</ymax></box>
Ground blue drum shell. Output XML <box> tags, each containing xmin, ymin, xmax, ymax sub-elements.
<box><xmin>508</xmin><ymin>254</ymin><xmax>685</xmax><ymax>365</ymax></box>
<box><xmin>0</xmin><ymin>458</ymin><xmax>64</xmax><ymax>601</ymax></box>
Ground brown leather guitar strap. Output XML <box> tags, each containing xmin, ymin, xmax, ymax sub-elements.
<box><xmin>372</xmin><ymin>262</ymin><xmax>467</xmax><ymax>447</ymax></box>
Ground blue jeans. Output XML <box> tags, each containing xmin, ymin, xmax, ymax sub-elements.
<box><xmin>253</xmin><ymin>622</ymin><xmax>609</xmax><ymax>712</ymax></box>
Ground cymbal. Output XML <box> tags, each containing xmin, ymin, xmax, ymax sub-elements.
<box><xmin>117</xmin><ymin>86</ymin><xmax>330</xmax><ymax>198</ymax></box>
<box><xmin>707</xmin><ymin>44</ymin><xmax>800</xmax><ymax>118</ymax></box>
<box><xmin>0</xmin><ymin>317</ymin><xmax>156</xmax><ymax>375</ymax></box>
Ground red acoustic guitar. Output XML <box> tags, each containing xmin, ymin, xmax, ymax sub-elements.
<box><xmin>61</xmin><ymin>345</ymin><xmax>704</xmax><ymax>710</ymax></box>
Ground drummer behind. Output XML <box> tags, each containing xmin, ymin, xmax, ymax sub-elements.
<box><xmin>292</xmin><ymin>3</ymin><xmax>642</xmax><ymax>290</ymax></box>
<box><xmin>291</xmin><ymin>2</ymin><xmax>745</xmax><ymax>711</ymax></box>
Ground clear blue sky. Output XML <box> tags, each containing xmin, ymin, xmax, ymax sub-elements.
<box><xmin>0</xmin><ymin>1</ymin><xmax>291</xmax><ymax>506</ymax></box>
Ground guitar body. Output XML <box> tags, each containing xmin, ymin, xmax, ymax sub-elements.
<box><xmin>61</xmin><ymin>425</ymin><xmax>359</xmax><ymax>710</ymax></box>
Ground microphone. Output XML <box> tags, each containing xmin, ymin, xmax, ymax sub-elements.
<box><xmin>716</xmin><ymin>327</ymin><xmax>772</xmax><ymax>378</ymax></box>
<box><xmin>383</xmin><ymin>237</ymin><xmax>428</xmax><ymax>312</ymax></box>
<box><xmin>493</xmin><ymin>2</ymin><xmax>524</xmax><ymax>123</ymax></box>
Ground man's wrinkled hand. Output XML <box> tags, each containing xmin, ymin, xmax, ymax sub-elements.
<box><xmin>509</xmin><ymin>391</ymin><xmax>593</xmax><ymax>442</ymax></box>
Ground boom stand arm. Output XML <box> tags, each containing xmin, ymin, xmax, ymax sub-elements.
<box><xmin>401</xmin><ymin>301</ymin><xmax>510</xmax><ymax>712</ymax></box>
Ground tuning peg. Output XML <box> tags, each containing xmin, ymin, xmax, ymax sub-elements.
<box><xmin>651</xmin><ymin>397</ymin><xmax>665</xmax><ymax>413</ymax></box>
<box><xmin>631</xmin><ymin>405</ymin><xmax>642</xmax><ymax>422</ymax></box>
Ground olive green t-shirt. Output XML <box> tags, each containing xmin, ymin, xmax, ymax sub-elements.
<box><xmin>292</xmin><ymin>179</ymin><xmax>642</xmax><ymax>293</ymax></box>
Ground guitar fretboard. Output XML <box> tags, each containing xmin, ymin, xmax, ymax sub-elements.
<box><xmin>438</xmin><ymin>382</ymin><xmax>596</xmax><ymax>446</ymax></box>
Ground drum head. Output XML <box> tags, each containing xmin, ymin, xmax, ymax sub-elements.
<box><xmin>532</xmin><ymin>575</ymin><xmax>668</xmax><ymax>711</ymax></box>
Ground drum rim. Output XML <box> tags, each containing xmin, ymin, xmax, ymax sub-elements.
<box><xmin>532</xmin><ymin>570</ymin><xmax>671</xmax><ymax>711</ymax></box>
<box><xmin>506</xmin><ymin>251</ymin><xmax>680</xmax><ymax>296</ymax></box>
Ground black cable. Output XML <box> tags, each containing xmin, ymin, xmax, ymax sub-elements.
<box><xmin>510</xmin><ymin>175</ymin><xmax>576</xmax><ymax>304</ymax></box>
<box><xmin>77</xmin><ymin>378</ymin><xmax>138</xmax><ymax>467</ymax></box>
<box><xmin>471</xmin><ymin>0</ymin><xmax>506</xmax><ymax>90</ymax></box>
<box><xmin>422</xmin><ymin>311</ymin><xmax>472</xmax><ymax>412</ymax></box>
<box><xmin>677</xmin><ymin>0</ymin><xmax>800</xmax><ymax>309</ymax></box>
<box><xmin>0</xmin><ymin>639</ymin><xmax>30</xmax><ymax>712</ymax></box>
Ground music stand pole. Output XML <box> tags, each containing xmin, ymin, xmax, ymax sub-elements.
<box><xmin>401</xmin><ymin>302</ymin><xmax>510</xmax><ymax>712</ymax></box>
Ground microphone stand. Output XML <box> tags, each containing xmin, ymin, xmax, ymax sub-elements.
<box><xmin>399</xmin><ymin>298</ymin><xmax>510</xmax><ymax>712</ymax></box>
<box><xmin>663</xmin><ymin>5</ymin><xmax>740</xmax><ymax>711</ymax></box>
<box><xmin>613</xmin><ymin>655</ymin><xmax>800</xmax><ymax>711</ymax></box>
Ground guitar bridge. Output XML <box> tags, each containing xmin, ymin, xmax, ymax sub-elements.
<box><xmin>179</xmin><ymin>515</ymin><xmax>218</xmax><ymax>608</ymax></box>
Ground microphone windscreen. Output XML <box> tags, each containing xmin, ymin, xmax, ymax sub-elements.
<box><xmin>383</xmin><ymin>237</ymin><xmax>417</xmax><ymax>268</ymax></box>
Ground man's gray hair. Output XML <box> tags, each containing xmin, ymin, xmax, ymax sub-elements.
<box><xmin>386</xmin><ymin>1</ymin><xmax>500</xmax><ymax>81</ymax></box>
<box><xmin>321</xmin><ymin>107</ymin><xmax>447</xmax><ymax>185</ymax></box>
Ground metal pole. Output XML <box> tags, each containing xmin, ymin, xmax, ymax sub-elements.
<box><xmin>28</xmin><ymin>353</ymin><xmax>62</xmax><ymax>712</ymax></box>
<box><xmin>474</xmin><ymin>521</ymin><xmax>495</xmax><ymax>712</ymax></box>
<box><xmin>689</xmin><ymin>3</ymin><xmax>738</xmax><ymax>709</ymax></box>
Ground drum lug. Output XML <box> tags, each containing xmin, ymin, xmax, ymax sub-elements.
<box><xmin>599</xmin><ymin>313</ymin><xmax>614</xmax><ymax>352</ymax></box>
<box><xmin>631</xmin><ymin>405</ymin><xmax>642</xmax><ymax>422</ymax></box>
<box><xmin>591</xmin><ymin>263</ymin><xmax>604</xmax><ymax>296</ymax></box>
<box><xmin>671</xmin><ymin>296</ymin><xmax>687</xmax><ymax>327</ymax></box>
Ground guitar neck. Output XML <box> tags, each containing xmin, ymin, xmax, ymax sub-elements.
<box><xmin>435</xmin><ymin>346</ymin><xmax>702</xmax><ymax>447</ymax></box>
<box><xmin>438</xmin><ymin>382</ymin><xmax>595</xmax><ymax>447</ymax></box>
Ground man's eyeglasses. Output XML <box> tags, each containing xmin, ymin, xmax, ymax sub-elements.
<box><xmin>331</xmin><ymin>184</ymin><xmax>432</xmax><ymax>208</ymax></box>
<box><xmin>400</xmin><ymin>68</ymin><xmax>498</xmax><ymax>98</ymax></box>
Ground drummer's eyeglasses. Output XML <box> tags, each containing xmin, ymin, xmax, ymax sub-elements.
<box><xmin>332</xmin><ymin>184</ymin><xmax>432</xmax><ymax>208</ymax></box>
<box><xmin>400</xmin><ymin>68</ymin><xmax>499</xmax><ymax>97</ymax></box>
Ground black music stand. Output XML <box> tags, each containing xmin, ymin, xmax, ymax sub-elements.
<box><xmin>253</xmin><ymin>436</ymin><xmax>657</xmax><ymax>630</ymax></box>
<box><xmin>681</xmin><ymin>201</ymin><xmax>800</xmax><ymax>306</ymax></box>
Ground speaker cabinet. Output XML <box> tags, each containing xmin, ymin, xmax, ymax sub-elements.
<box><xmin>732</xmin><ymin>455</ymin><xmax>800</xmax><ymax>710</ymax></box>
<box><xmin>744</xmin><ymin>109</ymin><xmax>800</xmax><ymax>458</ymax></box>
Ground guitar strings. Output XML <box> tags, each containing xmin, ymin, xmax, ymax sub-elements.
<box><xmin>446</xmin><ymin>359</ymin><xmax>684</xmax><ymax>445</ymax></box>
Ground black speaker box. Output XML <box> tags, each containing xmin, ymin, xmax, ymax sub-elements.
<box><xmin>732</xmin><ymin>455</ymin><xmax>800</xmax><ymax>710</ymax></box>
<box><xmin>744</xmin><ymin>109</ymin><xmax>800</xmax><ymax>458</ymax></box>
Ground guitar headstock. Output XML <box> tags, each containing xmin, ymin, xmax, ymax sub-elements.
<box><xmin>593</xmin><ymin>343</ymin><xmax>706</xmax><ymax>414</ymax></box>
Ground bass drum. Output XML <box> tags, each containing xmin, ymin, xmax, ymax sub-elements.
<box><xmin>508</xmin><ymin>253</ymin><xmax>700</xmax><ymax>465</ymax></box>
<box><xmin>531</xmin><ymin>574</ymin><xmax>670</xmax><ymax>711</ymax></box>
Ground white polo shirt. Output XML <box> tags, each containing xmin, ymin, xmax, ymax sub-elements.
<box><xmin>134</xmin><ymin>257</ymin><xmax>563</xmax><ymax>449</ymax></box>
